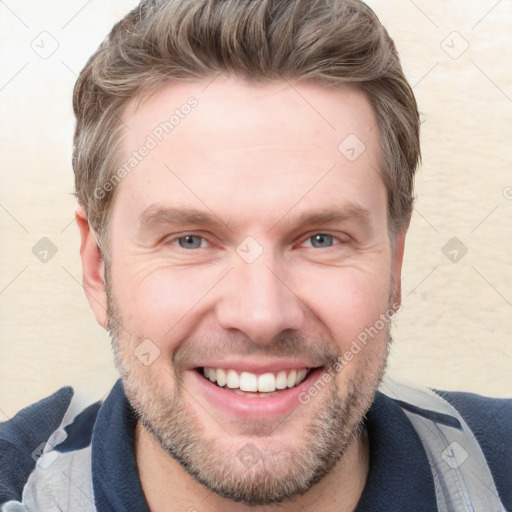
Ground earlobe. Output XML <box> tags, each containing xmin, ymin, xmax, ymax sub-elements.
<box><xmin>75</xmin><ymin>206</ymin><xmax>109</xmax><ymax>329</ymax></box>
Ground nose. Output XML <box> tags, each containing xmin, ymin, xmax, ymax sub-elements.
<box><xmin>215</xmin><ymin>249</ymin><xmax>305</xmax><ymax>345</ymax></box>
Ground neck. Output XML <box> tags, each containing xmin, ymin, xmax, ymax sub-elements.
<box><xmin>134</xmin><ymin>422</ymin><xmax>369</xmax><ymax>512</ymax></box>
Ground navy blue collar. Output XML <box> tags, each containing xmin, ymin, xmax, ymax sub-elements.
<box><xmin>91</xmin><ymin>379</ymin><xmax>437</xmax><ymax>511</ymax></box>
<box><xmin>354</xmin><ymin>391</ymin><xmax>437</xmax><ymax>511</ymax></box>
<box><xmin>92</xmin><ymin>380</ymin><xmax>149</xmax><ymax>512</ymax></box>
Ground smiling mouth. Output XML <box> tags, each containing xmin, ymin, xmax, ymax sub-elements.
<box><xmin>195</xmin><ymin>366</ymin><xmax>320</xmax><ymax>397</ymax></box>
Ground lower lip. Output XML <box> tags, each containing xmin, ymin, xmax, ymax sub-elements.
<box><xmin>187</xmin><ymin>367</ymin><xmax>325</xmax><ymax>420</ymax></box>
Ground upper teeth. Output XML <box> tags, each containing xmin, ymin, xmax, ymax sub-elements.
<box><xmin>202</xmin><ymin>367</ymin><xmax>309</xmax><ymax>392</ymax></box>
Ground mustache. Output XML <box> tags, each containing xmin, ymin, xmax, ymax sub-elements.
<box><xmin>172</xmin><ymin>330</ymin><xmax>341</xmax><ymax>373</ymax></box>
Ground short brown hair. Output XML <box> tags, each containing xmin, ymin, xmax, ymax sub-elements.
<box><xmin>72</xmin><ymin>0</ymin><xmax>420</xmax><ymax>252</ymax></box>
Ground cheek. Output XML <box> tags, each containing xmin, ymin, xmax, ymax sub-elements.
<box><xmin>298</xmin><ymin>265</ymin><xmax>391</xmax><ymax>349</ymax></box>
<box><xmin>112</xmin><ymin>263</ymin><xmax>222</xmax><ymax>342</ymax></box>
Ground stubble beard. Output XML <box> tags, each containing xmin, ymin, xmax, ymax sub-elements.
<box><xmin>105</xmin><ymin>274</ymin><xmax>391</xmax><ymax>506</ymax></box>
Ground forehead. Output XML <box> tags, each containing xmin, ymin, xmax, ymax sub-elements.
<box><xmin>122</xmin><ymin>77</ymin><xmax>379</xmax><ymax>158</ymax></box>
<box><xmin>112</xmin><ymin>76</ymin><xmax>385</xmax><ymax>232</ymax></box>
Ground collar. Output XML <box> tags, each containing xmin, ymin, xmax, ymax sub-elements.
<box><xmin>91</xmin><ymin>380</ymin><xmax>149</xmax><ymax>512</ymax></box>
<box><xmin>91</xmin><ymin>379</ymin><xmax>437</xmax><ymax>511</ymax></box>
<box><xmin>354</xmin><ymin>390</ymin><xmax>437</xmax><ymax>511</ymax></box>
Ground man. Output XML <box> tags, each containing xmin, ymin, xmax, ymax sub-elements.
<box><xmin>0</xmin><ymin>0</ymin><xmax>510</xmax><ymax>510</ymax></box>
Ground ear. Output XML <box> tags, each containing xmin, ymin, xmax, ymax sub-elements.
<box><xmin>390</xmin><ymin>225</ymin><xmax>408</xmax><ymax>310</ymax></box>
<box><xmin>75</xmin><ymin>206</ymin><xmax>108</xmax><ymax>329</ymax></box>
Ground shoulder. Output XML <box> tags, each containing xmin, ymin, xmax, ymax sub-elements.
<box><xmin>434</xmin><ymin>388</ymin><xmax>512</xmax><ymax>443</ymax></box>
<box><xmin>0</xmin><ymin>386</ymin><xmax>101</xmax><ymax>507</ymax></box>
<box><xmin>433</xmin><ymin>388</ymin><xmax>512</xmax><ymax>510</ymax></box>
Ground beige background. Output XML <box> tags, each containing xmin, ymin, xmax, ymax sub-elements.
<box><xmin>0</xmin><ymin>0</ymin><xmax>511</xmax><ymax>420</ymax></box>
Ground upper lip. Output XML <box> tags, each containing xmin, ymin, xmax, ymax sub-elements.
<box><xmin>189</xmin><ymin>358</ymin><xmax>324</xmax><ymax>374</ymax></box>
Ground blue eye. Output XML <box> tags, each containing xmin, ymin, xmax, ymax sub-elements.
<box><xmin>309</xmin><ymin>234</ymin><xmax>335</xmax><ymax>248</ymax></box>
<box><xmin>177</xmin><ymin>235</ymin><xmax>204</xmax><ymax>249</ymax></box>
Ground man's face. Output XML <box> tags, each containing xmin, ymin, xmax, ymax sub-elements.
<box><xmin>102</xmin><ymin>76</ymin><xmax>404</xmax><ymax>505</ymax></box>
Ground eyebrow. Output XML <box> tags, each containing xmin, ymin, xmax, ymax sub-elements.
<box><xmin>137</xmin><ymin>203</ymin><xmax>372</xmax><ymax>234</ymax></box>
<box><xmin>275</xmin><ymin>205</ymin><xmax>372</xmax><ymax>232</ymax></box>
<box><xmin>139</xmin><ymin>205</ymin><xmax>223</xmax><ymax>231</ymax></box>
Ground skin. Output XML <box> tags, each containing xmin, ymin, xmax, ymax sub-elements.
<box><xmin>76</xmin><ymin>76</ymin><xmax>407</xmax><ymax>511</ymax></box>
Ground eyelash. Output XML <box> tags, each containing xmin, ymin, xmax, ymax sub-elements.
<box><xmin>164</xmin><ymin>232</ymin><xmax>348</xmax><ymax>250</ymax></box>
